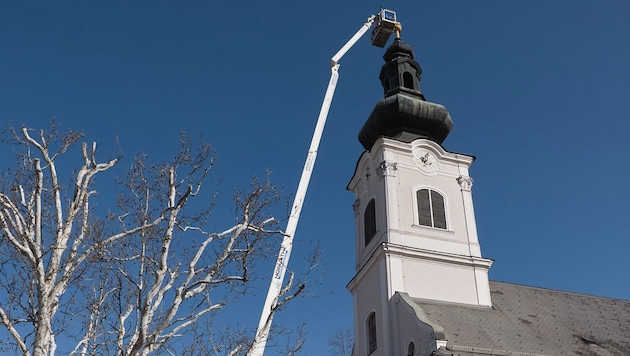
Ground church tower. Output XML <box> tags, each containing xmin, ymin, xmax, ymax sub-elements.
<box><xmin>347</xmin><ymin>38</ymin><xmax>493</xmax><ymax>355</ymax></box>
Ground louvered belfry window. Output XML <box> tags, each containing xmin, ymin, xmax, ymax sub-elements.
<box><xmin>417</xmin><ymin>189</ymin><xmax>447</xmax><ymax>229</ymax></box>
<box><xmin>364</xmin><ymin>199</ymin><xmax>377</xmax><ymax>246</ymax></box>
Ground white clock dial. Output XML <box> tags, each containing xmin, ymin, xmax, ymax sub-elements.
<box><xmin>413</xmin><ymin>149</ymin><xmax>439</xmax><ymax>173</ymax></box>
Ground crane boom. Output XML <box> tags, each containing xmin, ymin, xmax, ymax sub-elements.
<box><xmin>331</xmin><ymin>15</ymin><xmax>376</xmax><ymax>66</ymax></box>
<box><xmin>247</xmin><ymin>10</ymin><xmax>398</xmax><ymax>356</ymax></box>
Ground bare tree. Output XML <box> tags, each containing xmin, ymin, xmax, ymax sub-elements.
<box><xmin>0</xmin><ymin>123</ymin><xmax>305</xmax><ymax>355</ymax></box>
<box><xmin>328</xmin><ymin>327</ymin><xmax>353</xmax><ymax>356</ymax></box>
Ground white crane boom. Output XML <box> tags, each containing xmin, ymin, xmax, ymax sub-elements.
<box><xmin>247</xmin><ymin>10</ymin><xmax>398</xmax><ymax>356</ymax></box>
<box><xmin>331</xmin><ymin>15</ymin><xmax>376</xmax><ymax>66</ymax></box>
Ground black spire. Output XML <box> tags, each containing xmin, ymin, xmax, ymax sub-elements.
<box><xmin>358</xmin><ymin>38</ymin><xmax>453</xmax><ymax>150</ymax></box>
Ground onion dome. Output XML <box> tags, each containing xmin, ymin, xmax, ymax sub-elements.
<box><xmin>358</xmin><ymin>38</ymin><xmax>453</xmax><ymax>150</ymax></box>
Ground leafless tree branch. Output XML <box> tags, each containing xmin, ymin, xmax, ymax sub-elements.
<box><xmin>0</xmin><ymin>126</ymin><xmax>307</xmax><ymax>356</ymax></box>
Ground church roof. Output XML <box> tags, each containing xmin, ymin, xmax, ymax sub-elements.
<box><xmin>414</xmin><ymin>281</ymin><xmax>630</xmax><ymax>355</ymax></box>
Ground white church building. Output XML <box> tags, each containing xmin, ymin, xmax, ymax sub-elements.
<box><xmin>346</xmin><ymin>37</ymin><xmax>630</xmax><ymax>356</ymax></box>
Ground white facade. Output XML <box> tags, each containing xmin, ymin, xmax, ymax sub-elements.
<box><xmin>347</xmin><ymin>137</ymin><xmax>493</xmax><ymax>355</ymax></box>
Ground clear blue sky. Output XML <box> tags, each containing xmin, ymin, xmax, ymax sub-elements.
<box><xmin>2</xmin><ymin>1</ymin><xmax>630</xmax><ymax>354</ymax></box>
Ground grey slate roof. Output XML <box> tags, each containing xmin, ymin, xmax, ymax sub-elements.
<box><xmin>414</xmin><ymin>281</ymin><xmax>630</xmax><ymax>356</ymax></box>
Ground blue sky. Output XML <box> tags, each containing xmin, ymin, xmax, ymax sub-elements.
<box><xmin>2</xmin><ymin>1</ymin><xmax>630</xmax><ymax>354</ymax></box>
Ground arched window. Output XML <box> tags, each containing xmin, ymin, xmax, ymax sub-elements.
<box><xmin>364</xmin><ymin>199</ymin><xmax>376</xmax><ymax>246</ymax></box>
<box><xmin>416</xmin><ymin>188</ymin><xmax>447</xmax><ymax>229</ymax></box>
<box><xmin>407</xmin><ymin>341</ymin><xmax>415</xmax><ymax>356</ymax></box>
<box><xmin>367</xmin><ymin>312</ymin><xmax>377</xmax><ymax>354</ymax></box>
<box><xmin>403</xmin><ymin>71</ymin><xmax>414</xmax><ymax>90</ymax></box>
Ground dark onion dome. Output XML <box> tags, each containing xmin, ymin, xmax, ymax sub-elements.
<box><xmin>358</xmin><ymin>38</ymin><xmax>453</xmax><ymax>150</ymax></box>
<box><xmin>383</xmin><ymin>36</ymin><xmax>415</xmax><ymax>62</ymax></box>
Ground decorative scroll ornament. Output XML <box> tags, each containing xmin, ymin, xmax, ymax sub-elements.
<box><xmin>377</xmin><ymin>161</ymin><xmax>398</xmax><ymax>177</ymax></box>
<box><xmin>457</xmin><ymin>176</ymin><xmax>473</xmax><ymax>191</ymax></box>
<box><xmin>352</xmin><ymin>199</ymin><xmax>361</xmax><ymax>217</ymax></box>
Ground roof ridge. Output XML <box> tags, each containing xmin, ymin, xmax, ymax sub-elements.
<box><xmin>445</xmin><ymin>344</ymin><xmax>552</xmax><ymax>356</ymax></box>
<box><xmin>490</xmin><ymin>280</ymin><xmax>630</xmax><ymax>303</ymax></box>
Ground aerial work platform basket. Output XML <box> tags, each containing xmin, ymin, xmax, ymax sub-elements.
<box><xmin>371</xmin><ymin>9</ymin><xmax>398</xmax><ymax>47</ymax></box>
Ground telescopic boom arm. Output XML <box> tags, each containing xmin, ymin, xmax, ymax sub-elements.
<box><xmin>247</xmin><ymin>10</ymin><xmax>399</xmax><ymax>356</ymax></box>
<box><xmin>331</xmin><ymin>15</ymin><xmax>376</xmax><ymax>66</ymax></box>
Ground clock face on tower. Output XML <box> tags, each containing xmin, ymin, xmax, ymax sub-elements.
<box><xmin>413</xmin><ymin>149</ymin><xmax>439</xmax><ymax>174</ymax></box>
